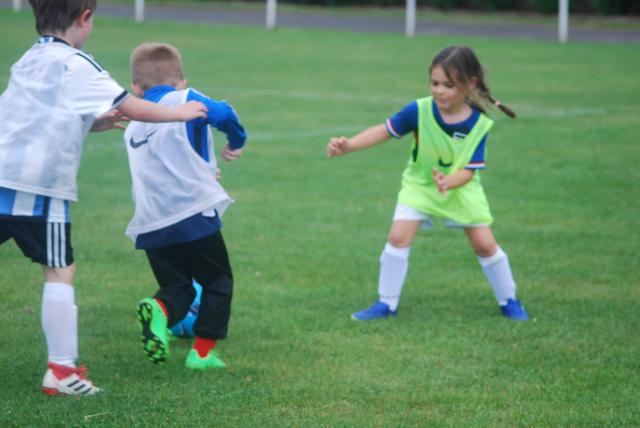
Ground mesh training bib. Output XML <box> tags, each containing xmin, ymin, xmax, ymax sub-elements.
<box><xmin>397</xmin><ymin>97</ymin><xmax>494</xmax><ymax>225</ymax></box>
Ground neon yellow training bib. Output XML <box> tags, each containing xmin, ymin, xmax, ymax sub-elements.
<box><xmin>397</xmin><ymin>97</ymin><xmax>494</xmax><ymax>225</ymax></box>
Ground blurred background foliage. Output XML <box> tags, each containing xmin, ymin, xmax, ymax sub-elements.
<box><xmin>192</xmin><ymin>0</ymin><xmax>640</xmax><ymax>15</ymax></box>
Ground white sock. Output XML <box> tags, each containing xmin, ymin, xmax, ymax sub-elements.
<box><xmin>42</xmin><ymin>282</ymin><xmax>77</xmax><ymax>367</ymax></box>
<box><xmin>378</xmin><ymin>243</ymin><xmax>410</xmax><ymax>311</ymax></box>
<box><xmin>477</xmin><ymin>246</ymin><xmax>516</xmax><ymax>306</ymax></box>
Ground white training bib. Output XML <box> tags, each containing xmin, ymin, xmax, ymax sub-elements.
<box><xmin>0</xmin><ymin>38</ymin><xmax>125</xmax><ymax>201</ymax></box>
<box><xmin>124</xmin><ymin>89</ymin><xmax>232</xmax><ymax>241</ymax></box>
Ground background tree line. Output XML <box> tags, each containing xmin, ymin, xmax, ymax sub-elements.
<box><xmin>241</xmin><ymin>0</ymin><xmax>639</xmax><ymax>15</ymax></box>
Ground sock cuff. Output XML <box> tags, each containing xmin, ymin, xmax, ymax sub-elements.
<box><xmin>379</xmin><ymin>296</ymin><xmax>399</xmax><ymax>311</ymax></box>
<box><xmin>384</xmin><ymin>242</ymin><xmax>410</xmax><ymax>259</ymax></box>
<box><xmin>193</xmin><ymin>337</ymin><xmax>217</xmax><ymax>357</ymax></box>
<box><xmin>477</xmin><ymin>246</ymin><xmax>506</xmax><ymax>267</ymax></box>
<box><xmin>43</xmin><ymin>282</ymin><xmax>75</xmax><ymax>304</ymax></box>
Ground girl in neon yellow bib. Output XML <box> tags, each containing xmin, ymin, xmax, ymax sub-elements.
<box><xmin>327</xmin><ymin>45</ymin><xmax>529</xmax><ymax>321</ymax></box>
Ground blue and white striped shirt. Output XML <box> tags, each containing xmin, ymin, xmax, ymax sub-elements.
<box><xmin>0</xmin><ymin>187</ymin><xmax>70</xmax><ymax>222</ymax></box>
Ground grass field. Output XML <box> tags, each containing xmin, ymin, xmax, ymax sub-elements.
<box><xmin>0</xmin><ymin>8</ymin><xmax>639</xmax><ymax>427</ymax></box>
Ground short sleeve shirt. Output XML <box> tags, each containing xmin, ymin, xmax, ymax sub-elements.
<box><xmin>0</xmin><ymin>36</ymin><xmax>128</xmax><ymax>221</ymax></box>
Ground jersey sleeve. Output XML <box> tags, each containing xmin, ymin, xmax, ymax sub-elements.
<box><xmin>465</xmin><ymin>134</ymin><xmax>488</xmax><ymax>170</ymax></box>
<box><xmin>187</xmin><ymin>90</ymin><xmax>247</xmax><ymax>149</ymax></box>
<box><xmin>385</xmin><ymin>101</ymin><xmax>418</xmax><ymax>139</ymax></box>
<box><xmin>65</xmin><ymin>53</ymin><xmax>128</xmax><ymax>119</ymax></box>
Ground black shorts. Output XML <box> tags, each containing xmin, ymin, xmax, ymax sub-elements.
<box><xmin>145</xmin><ymin>230</ymin><xmax>233</xmax><ymax>339</ymax></box>
<box><xmin>0</xmin><ymin>216</ymin><xmax>74</xmax><ymax>267</ymax></box>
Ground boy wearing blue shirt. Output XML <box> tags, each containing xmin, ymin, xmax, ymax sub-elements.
<box><xmin>125</xmin><ymin>43</ymin><xmax>247</xmax><ymax>370</ymax></box>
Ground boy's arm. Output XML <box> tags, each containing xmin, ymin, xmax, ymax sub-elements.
<box><xmin>432</xmin><ymin>168</ymin><xmax>475</xmax><ymax>195</ymax></box>
<box><xmin>213</xmin><ymin>105</ymin><xmax>246</xmax><ymax>161</ymax></box>
<box><xmin>117</xmin><ymin>96</ymin><xmax>207</xmax><ymax>123</ymax></box>
<box><xmin>208</xmin><ymin>104</ymin><xmax>246</xmax><ymax>150</ymax></box>
<box><xmin>327</xmin><ymin>123</ymin><xmax>391</xmax><ymax>157</ymax></box>
<box><xmin>192</xmin><ymin>92</ymin><xmax>247</xmax><ymax>161</ymax></box>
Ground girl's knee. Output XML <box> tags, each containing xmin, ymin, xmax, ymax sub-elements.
<box><xmin>387</xmin><ymin>221</ymin><xmax>421</xmax><ymax>248</ymax></box>
<box><xmin>474</xmin><ymin>243</ymin><xmax>497</xmax><ymax>258</ymax></box>
<box><xmin>387</xmin><ymin>232</ymin><xmax>411</xmax><ymax>248</ymax></box>
<box><xmin>471</xmin><ymin>237</ymin><xmax>497</xmax><ymax>257</ymax></box>
<box><xmin>466</xmin><ymin>227</ymin><xmax>497</xmax><ymax>257</ymax></box>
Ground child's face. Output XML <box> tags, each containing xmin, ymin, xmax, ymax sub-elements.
<box><xmin>429</xmin><ymin>65</ymin><xmax>468</xmax><ymax>114</ymax></box>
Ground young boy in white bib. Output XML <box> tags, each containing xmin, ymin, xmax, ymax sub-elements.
<box><xmin>0</xmin><ymin>0</ymin><xmax>207</xmax><ymax>396</ymax></box>
<box><xmin>124</xmin><ymin>43</ymin><xmax>246</xmax><ymax>370</ymax></box>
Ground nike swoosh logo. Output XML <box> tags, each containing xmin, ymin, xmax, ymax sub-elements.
<box><xmin>129</xmin><ymin>130</ymin><xmax>157</xmax><ymax>149</ymax></box>
<box><xmin>438</xmin><ymin>158</ymin><xmax>452</xmax><ymax>168</ymax></box>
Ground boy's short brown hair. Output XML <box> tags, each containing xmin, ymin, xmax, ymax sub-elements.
<box><xmin>29</xmin><ymin>0</ymin><xmax>97</xmax><ymax>35</ymax></box>
<box><xmin>130</xmin><ymin>43</ymin><xmax>185</xmax><ymax>92</ymax></box>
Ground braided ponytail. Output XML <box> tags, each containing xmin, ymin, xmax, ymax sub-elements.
<box><xmin>478</xmin><ymin>81</ymin><xmax>517</xmax><ymax>119</ymax></box>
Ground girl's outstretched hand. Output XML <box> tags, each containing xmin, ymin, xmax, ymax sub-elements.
<box><xmin>433</xmin><ymin>167</ymin><xmax>448</xmax><ymax>195</ymax></box>
<box><xmin>327</xmin><ymin>137</ymin><xmax>350</xmax><ymax>157</ymax></box>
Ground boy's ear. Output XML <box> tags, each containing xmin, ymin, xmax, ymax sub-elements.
<box><xmin>131</xmin><ymin>83</ymin><xmax>144</xmax><ymax>97</ymax></box>
<box><xmin>77</xmin><ymin>9</ymin><xmax>92</xmax><ymax>25</ymax></box>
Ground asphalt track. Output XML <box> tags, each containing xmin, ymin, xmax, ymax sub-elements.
<box><xmin>2</xmin><ymin>1</ymin><xmax>640</xmax><ymax>43</ymax></box>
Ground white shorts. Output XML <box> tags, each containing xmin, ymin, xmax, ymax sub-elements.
<box><xmin>392</xmin><ymin>203</ymin><xmax>488</xmax><ymax>230</ymax></box>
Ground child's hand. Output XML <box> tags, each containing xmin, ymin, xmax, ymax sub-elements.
<box><xmin>215</xmin><ymin>167</ymin><xmax>221</xmax><ymax>181</ymax></box>
<box><xmin>91</xmin><ymin>110</ymin><xmax>129</xmax><ymax>132</ymax></box>
<box><xmin>176</xmin><ymin>101</ymin><xmax>208</xmax><ymax>121</ymax></box>
<box><xmin>327</xmin><ymin>137</ymin><xmax>350</xmax><ymax>157</ymax></box>
<box><xmin>222</xmin><ymin>144</ymin><xmax>243</xmax><ymax>161</ymax></box>
<box><xmin>432</xmin><ymin>167</ymin><xmax>448</xmax><ymax>195</ymax></box>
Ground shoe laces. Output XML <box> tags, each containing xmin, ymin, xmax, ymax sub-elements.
<box><xmin>73</xmin><ymin>366</ymin><xmax>90</xmax><ymax>380</ymax></box>
<box><xmin>49</xmin><ymin>362</ymin><xmax>90</xmax><ymax>381</ymax></box>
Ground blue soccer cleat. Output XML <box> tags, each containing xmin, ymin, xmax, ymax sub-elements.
<box><xmin>351</xmin><ymin>301</ymin><xmax>397</xmax><ymax>321</ymax></box>
<box><xmin>169</xmin><ymin>280</ymin><xmax>203</xmax><ymax>338</ymax></box>
<box><xmin>169</xmin><ymin>310</ymin><xmax>198</xmax><ymax>337</ymax></box>
<box><xmin>500</xmin><ymin>298</ymin><xmax>529</xmax><ymax>321</ymax></box>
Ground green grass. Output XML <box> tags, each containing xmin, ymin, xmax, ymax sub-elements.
<box><xmin>1</xmin><ymin>9</ymin><xmax>639</xmax><ymax>427</ymax></box>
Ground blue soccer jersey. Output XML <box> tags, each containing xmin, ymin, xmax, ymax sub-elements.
<box><xmin>385</xmin><ymin>101</ymin><xmax>488</xmax><ymax>169</ymax></box>
<box><xmin>134</xmin><ymin>85</ymin><xmax>246</xmax><ymax>249</ymax></box>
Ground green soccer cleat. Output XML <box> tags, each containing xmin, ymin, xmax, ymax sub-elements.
<box><xmin>185</xmin><ymin>348</ymin><xmax>226</xmax><ymax>370</ymax></box>
<box><xmin>137</xmin><ymin>298</ymin><xmax>170</xmax><ymax>364</ymax></box>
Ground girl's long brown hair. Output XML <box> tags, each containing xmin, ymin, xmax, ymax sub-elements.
<box><xmin>430</xmin><ymin>45</ymin><xmax>516</xmax><ymax>119</ymax></box>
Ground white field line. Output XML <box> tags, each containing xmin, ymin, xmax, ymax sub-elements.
<box><xmin>196</xmin><ymin>86</ymin><xmax>409</xmax><ymax>105</ymax></box>
<box><xmin>249</xmin><ymin>126</ymin><xmax>366</xmax><ymax>142</ymax></box>
<box><xmin>87</xmin><ymin>89</ymin><xmax>608</xmax><ymax>152</ymax></box>
<box><xmin>198</xmin><ymin>86</ymin><xmax>609</xmax><ymax>119</ymax></box>
<box><xmin>86</xmin><ymin>125</ymin><xmax>367</xmax><ymax>152</ymax></box>
<box><xmin>512</xmin><ymin>105</ymin><xmax>607</xmax><ymax>118</ymax></box>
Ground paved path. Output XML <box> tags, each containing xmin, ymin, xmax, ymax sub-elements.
<box><xmin>3</xmin><ymin>1</ymin><xmax>639</xmax><ymax>43</ymax></box>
